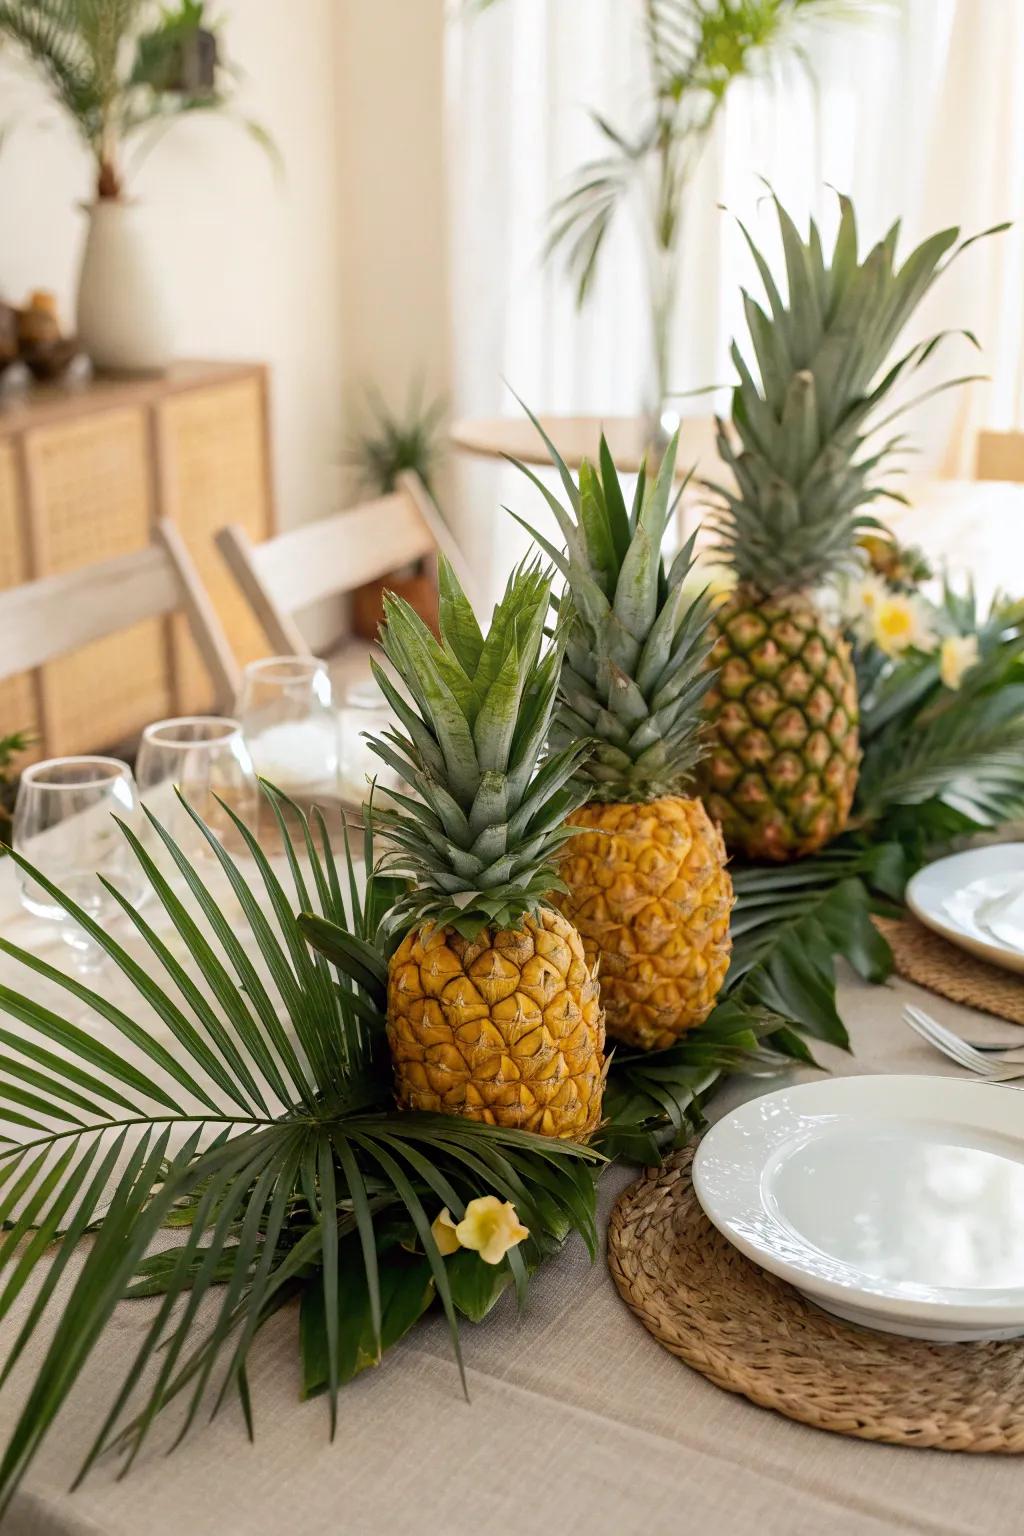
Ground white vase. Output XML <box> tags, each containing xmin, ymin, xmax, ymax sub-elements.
<box><xmin>75</xmin><ymin>200</ymin><xmax>174</xmax><ymax>374</ymax></box>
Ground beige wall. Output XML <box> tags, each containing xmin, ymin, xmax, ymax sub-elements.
<box><xmin>0</xmin><ymin>0</ymin><xmax>345</xmax><ymax>533</ymax></box>
<box><xmin>335</xmin><ymin>0</ymin><xmax>451</xmax><ymax>499</ymax></box>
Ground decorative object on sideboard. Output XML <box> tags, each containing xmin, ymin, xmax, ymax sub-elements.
<box><xmin>15</xmin><ymin>290</ymin><xmax>83</xmax><ymax>383</ymax></box>
<box><xmin>0</xmin><ymin>302</ymin><xmax>19</xmax><ymax>382</ymax></box>
<box><xmin>345</xmin><ymin>382</ymin><xmax>448</xmax><ymax>638</ymax></box>
<box><xmin>0</xmin><ymin>1</ymin><xmax>275</xmax><ymax>374</ymax></box>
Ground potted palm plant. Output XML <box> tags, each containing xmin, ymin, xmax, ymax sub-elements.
<box><xmin>477</xmin><ymin>0</ymin><xmax>875</xmax><ymax>443</ymax></box>
<box><xmin>0</xmin><ymin>0</ymin><xmax>272</xmax><ymax>373</ymax></box>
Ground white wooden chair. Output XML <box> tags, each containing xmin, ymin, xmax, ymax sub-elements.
<box><xmin>976</xmin><ymin>430</ymin><xmax>1024</xmax><ymax>483</ymax></box>
<box><xmin>215</xmin><ymin>473</ymin><xmax>474</xmax><ymax>687</ymax></box>
<box><xmin>0</xmin><ymin>521</ymin><xmax>240</xmax><ymax>750</ymax></box>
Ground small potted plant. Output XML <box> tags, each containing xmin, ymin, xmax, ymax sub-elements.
<box><xmin>345</xmin><ymin>383</ymin><xmax>448</xmax><ymax>639</ymax></box>
<box><xmin>0</xmin><ymin>1</ymin><xmax>273</xmax><ymax>373</ymax></box>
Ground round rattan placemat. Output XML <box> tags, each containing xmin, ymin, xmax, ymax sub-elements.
<box><xmin>874</xmin><ymin>914</ymin><xmax>1024</xmax><ymax>1026</ymax></box>
<box><xmin>608</xmin><ymin>1145</ymin><xmax>1024</xmax><ymax>1452</ymax></box>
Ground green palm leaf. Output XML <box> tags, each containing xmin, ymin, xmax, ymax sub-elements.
<box><xmin>0</xmin><ymin>788</ymin><xmax>601</xmax><ymax>1511</ymax></box>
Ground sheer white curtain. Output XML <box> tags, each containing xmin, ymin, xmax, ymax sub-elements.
<box><xmin>445</xmin><ymin>0</ymin><xmax>1024</xmax><ymax>598</ymax></box>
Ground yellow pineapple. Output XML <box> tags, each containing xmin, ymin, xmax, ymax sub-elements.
<box><xmin>700</xmin><ymin>195</ymin><xmax>965</xmax><ymax>859</ymax></box>
<box><xmin>511</xmin><ymin>420</ymin><xmax>734</xmax><ymax>1050</ymax></box>
<box><xmin>370</xmin><ymin>559</ymin><xmax>605</xmax><ymax>1138</ymax></box>
<box><xmin>388</xmin><ymin>908</ymin><xmax>603</xmax><ymax>1138</ymax></box>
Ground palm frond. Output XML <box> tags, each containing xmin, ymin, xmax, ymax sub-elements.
<box><xmin>0</xmin><ymin>788</ymin><xmax>601</xmax><ymax>1510</ymax></box>
<box><xmin>599</xmin><ymin>998</ymin><xmax>790</xmax><ymax>1161</ymax></box>
<box><xmin>858</xmin><ymin>687</ymin><xmax>1024</xmax><ymax>824</ymax></box>
<box><xmin>0</xmin><ymin>0</ymin><xmax>101</xmax><ymax>139</ymax></box>
<box><xmin>724</xmin><ymin>844</ymin><xmax>900</xmax><ymax>1044</ymax></box>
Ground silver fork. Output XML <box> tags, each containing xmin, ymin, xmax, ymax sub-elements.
<box><xmin>903</xmin><ymin>1005</ymin><xmax>1024</xmax><ymax>1082</ymax></box>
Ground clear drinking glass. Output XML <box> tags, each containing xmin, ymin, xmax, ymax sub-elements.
<box><xmin>135</xmin><ymin>716</ymin><xmax>259</xmax><ymax>858</ymax></box>
<box><xmin>13</xmin><ymin>756</ymin><xmax>145</xmax><ymax>973</ymax></box>
<box><xmin>339</xmin><ymin>678</ymin><xmax>404</xmax><ymax>805</ymax></box>
<box><xmin>238</xmin><ymin>656</ymin><xmax>339</xmax><ymax>799</ymax></box>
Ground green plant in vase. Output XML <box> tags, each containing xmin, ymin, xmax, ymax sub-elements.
<box><xmin>346</xmin><ymin>381</ymin><xmax>447</xmax><ymax>499</ymax></box>
<box><xmin>476</xmin><ymin>0</ymin><xmax>873</xmax><ymax>440</ymax></box>
<box><xmin>0</xmin><ymin>0</ymin><xmax>274</xmax><ymax>370</ymax></box>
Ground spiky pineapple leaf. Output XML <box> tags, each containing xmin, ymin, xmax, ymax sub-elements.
<box><xmin>705</xmin><ymin>193</ymin><xmax>1004</xmax><ymax>592</ymax></box>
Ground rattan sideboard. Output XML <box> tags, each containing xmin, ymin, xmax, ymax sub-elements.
<box><xmin>0</xmin><ymin>360</ymin><xmax>274</xmax><ymax>758</ymax></box>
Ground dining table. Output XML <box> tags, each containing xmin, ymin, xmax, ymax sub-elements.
<box><xmin>0</xmin><ymin>835</ymin><xmax>1022</xmax><ymax>1536</ymax></box>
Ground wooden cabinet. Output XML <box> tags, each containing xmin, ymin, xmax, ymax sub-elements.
<box><xmin>0</xmin><ymin>361</ymin><xmax>274</xmax><ymax>756</ymax></box>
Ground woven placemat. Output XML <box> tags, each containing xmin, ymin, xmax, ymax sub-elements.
<box><xmin>608</xmin><ymin>1145</ymin><xmax>1024</xmax><ymax>1452</ymax></box>
<box><xmin>874</xmin><ymin>914</ymin><xmax>1024</xmax><ymax>1025</ymax></box>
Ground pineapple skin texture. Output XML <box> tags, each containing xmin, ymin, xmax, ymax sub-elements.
<box><xmin>387</xmin><ymin>907</ymin><xmax>605</xmax><ymax>1140</ymax></box>
<box><xmin>700</xmin><ymin>589</ymin><xmax>860</xmax><ymax>861</ymax></box>
<box><xmin>553</xmin><ymin>795</ymin><xmax>734</xmax><ymax>1053</ymax></box>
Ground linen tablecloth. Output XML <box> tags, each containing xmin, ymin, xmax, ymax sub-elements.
<box><xmin>0</xmin><ymin>853</ymin><xmax>1021</xmax><ymax>1536</ymax></box>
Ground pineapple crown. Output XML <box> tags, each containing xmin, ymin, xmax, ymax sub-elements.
<box><xmin>368</xmin><ymin>555</ymin><xmax>591</xmax><ymax>938</ymax></box>
<box><xmin>509</xmin><ymin>407</ymin><xmax>718</xmax><ymax>804</ymax></box>
<box><xmin>706</xmin><ymin>192</ymin><xmax>982</xmax><ymax>595</ymax></box>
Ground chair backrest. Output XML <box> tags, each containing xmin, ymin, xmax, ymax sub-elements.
<box><xmin>976</xmin><ymin>430</ymin><xmax>1024</xmax><ymax>483</ymax></box>
<box><xmin>0</xmin><ymin>520</ymin><xmax>240</xmax><ymax>710</ymax></box>
<box><xmin>216</xmin><ymin>472</ymin><xmax>474</xmax><ymax>656</ymax></box>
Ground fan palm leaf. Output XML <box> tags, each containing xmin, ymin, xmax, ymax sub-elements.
<box><xmin>0</xmin><ymin>786</ymin><xmax>601</xmax><ymax>1510</ymax></box>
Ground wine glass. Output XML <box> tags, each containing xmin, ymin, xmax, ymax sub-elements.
<box><xmin>135</xmin><ymin>716</ymin><xmax>259</xmax><ymax>859</ymax></box>
<box><xmin>238</xmin><ymin>656</ymin><xmax>339</xmax><ymax>799</ymax></box>
<box><xmin>13</xmin><ymin>756</ymin><xmax>145</xmax><ymax>973</ymax></box>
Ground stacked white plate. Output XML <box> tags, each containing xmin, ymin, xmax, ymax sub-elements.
<box><xmin>907</xmin><ymin>843</ymin><xmax>1024</xmax><ymax>975</ymax></box>
<box><xmin>693</xmin><ymin>1075</ymin><xmax>1024</xmax><ymax>1342</ymax></box>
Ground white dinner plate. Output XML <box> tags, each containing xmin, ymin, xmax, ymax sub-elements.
<box><xmin>906</xmin><ymin>843</ymin><xmax>1024</xmax><ymax>976</ymax></box>
<box><xmin>692</xmin><ymin>1075</ymin><xmax>1024</xmax><ymax>1341</ymax></box>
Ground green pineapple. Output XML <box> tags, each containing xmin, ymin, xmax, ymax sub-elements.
<box><xmin>700</xmin><ymin>194</ymin><xmax>964</xmax><ymax>860</ymax></box>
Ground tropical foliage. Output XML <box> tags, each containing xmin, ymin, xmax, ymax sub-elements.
<box><xmin>716</xmin><ymin>562</ymin><xmax>1024</xmax><ymax>1061</ymax></box>
<box><xmin>476</xmin><ymin>0</ymin><xmax>875</xmax><ymax>409</ymax></box>
<box><xmin>0</xmin><ymin>789</ymin><xmax>605</xmax><ymax>1508</ymax></box>
<box><xmin>0</xmin><ymin>0</ymin><xmax>273</xmax><ymax>197</ymax></box>
<box><xmin>0</xmin><ymin>562</ymin><xmax>1018</xmax><ymax>1509</ymax></box>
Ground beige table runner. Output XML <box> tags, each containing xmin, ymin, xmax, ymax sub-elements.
<box><xmin>1</xmin><ymin>856</ymin><xmax>1022</xmax><ymax>1536</ymax></box>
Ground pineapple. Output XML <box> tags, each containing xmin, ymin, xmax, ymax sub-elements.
<box><xmin>370</xmin><ymin>558</ymin><xmax>605</xmax><ymax>1139</ymax></box>
<box><xmin>699</xmin><ymin>195</ymin><xmax>962</xmax><ymax>860</ymax></box>
<box><xmin>511</xmin><ymin>420</ymin><xmax>734</xmax><ymax>1052</ymax></box>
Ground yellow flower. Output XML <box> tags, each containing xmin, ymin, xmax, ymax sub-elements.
<box><xmin>872</xmin><ymin>593</ymin><xmax>934</xmax><ymax>657</ymax></box>
<box><xmin>432</xmin><ymin>1196</ymin><xmax>529</xmax><ymax>1265</ymax></box>
<box><xmin>431</xmin><ymin>1208</ymin><xmax>462</xmax><ymax>1256</ymax></box>
<box><xmin>939</xmin><ymin>633</ymin><xmax>980</xmax><ymax>690</ymax></box>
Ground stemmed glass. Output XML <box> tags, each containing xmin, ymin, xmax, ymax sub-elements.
<box><xmin>13</xmin><ymin>756</ymin><xmax>145</xmax><ymax>973</ymax></box>
<box><xmin>238</xmin><ymin>656</ymin><xmax>339</xmax><ymax>799</ymax></box>
<box><xmin>134</xmin><ymin>716</ymin><xmax>259</xmax><ymax>859</ymax></box>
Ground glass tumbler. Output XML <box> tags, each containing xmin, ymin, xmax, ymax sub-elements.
<box><xmin>238</xmin><ymin>656</ymin><xmax>339</xmax><ymax>799</ymax></box>
<box><xmin>338</xmin><ymin>678</ymin><xmax>404</xmax><ymax>805</ymax></box>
